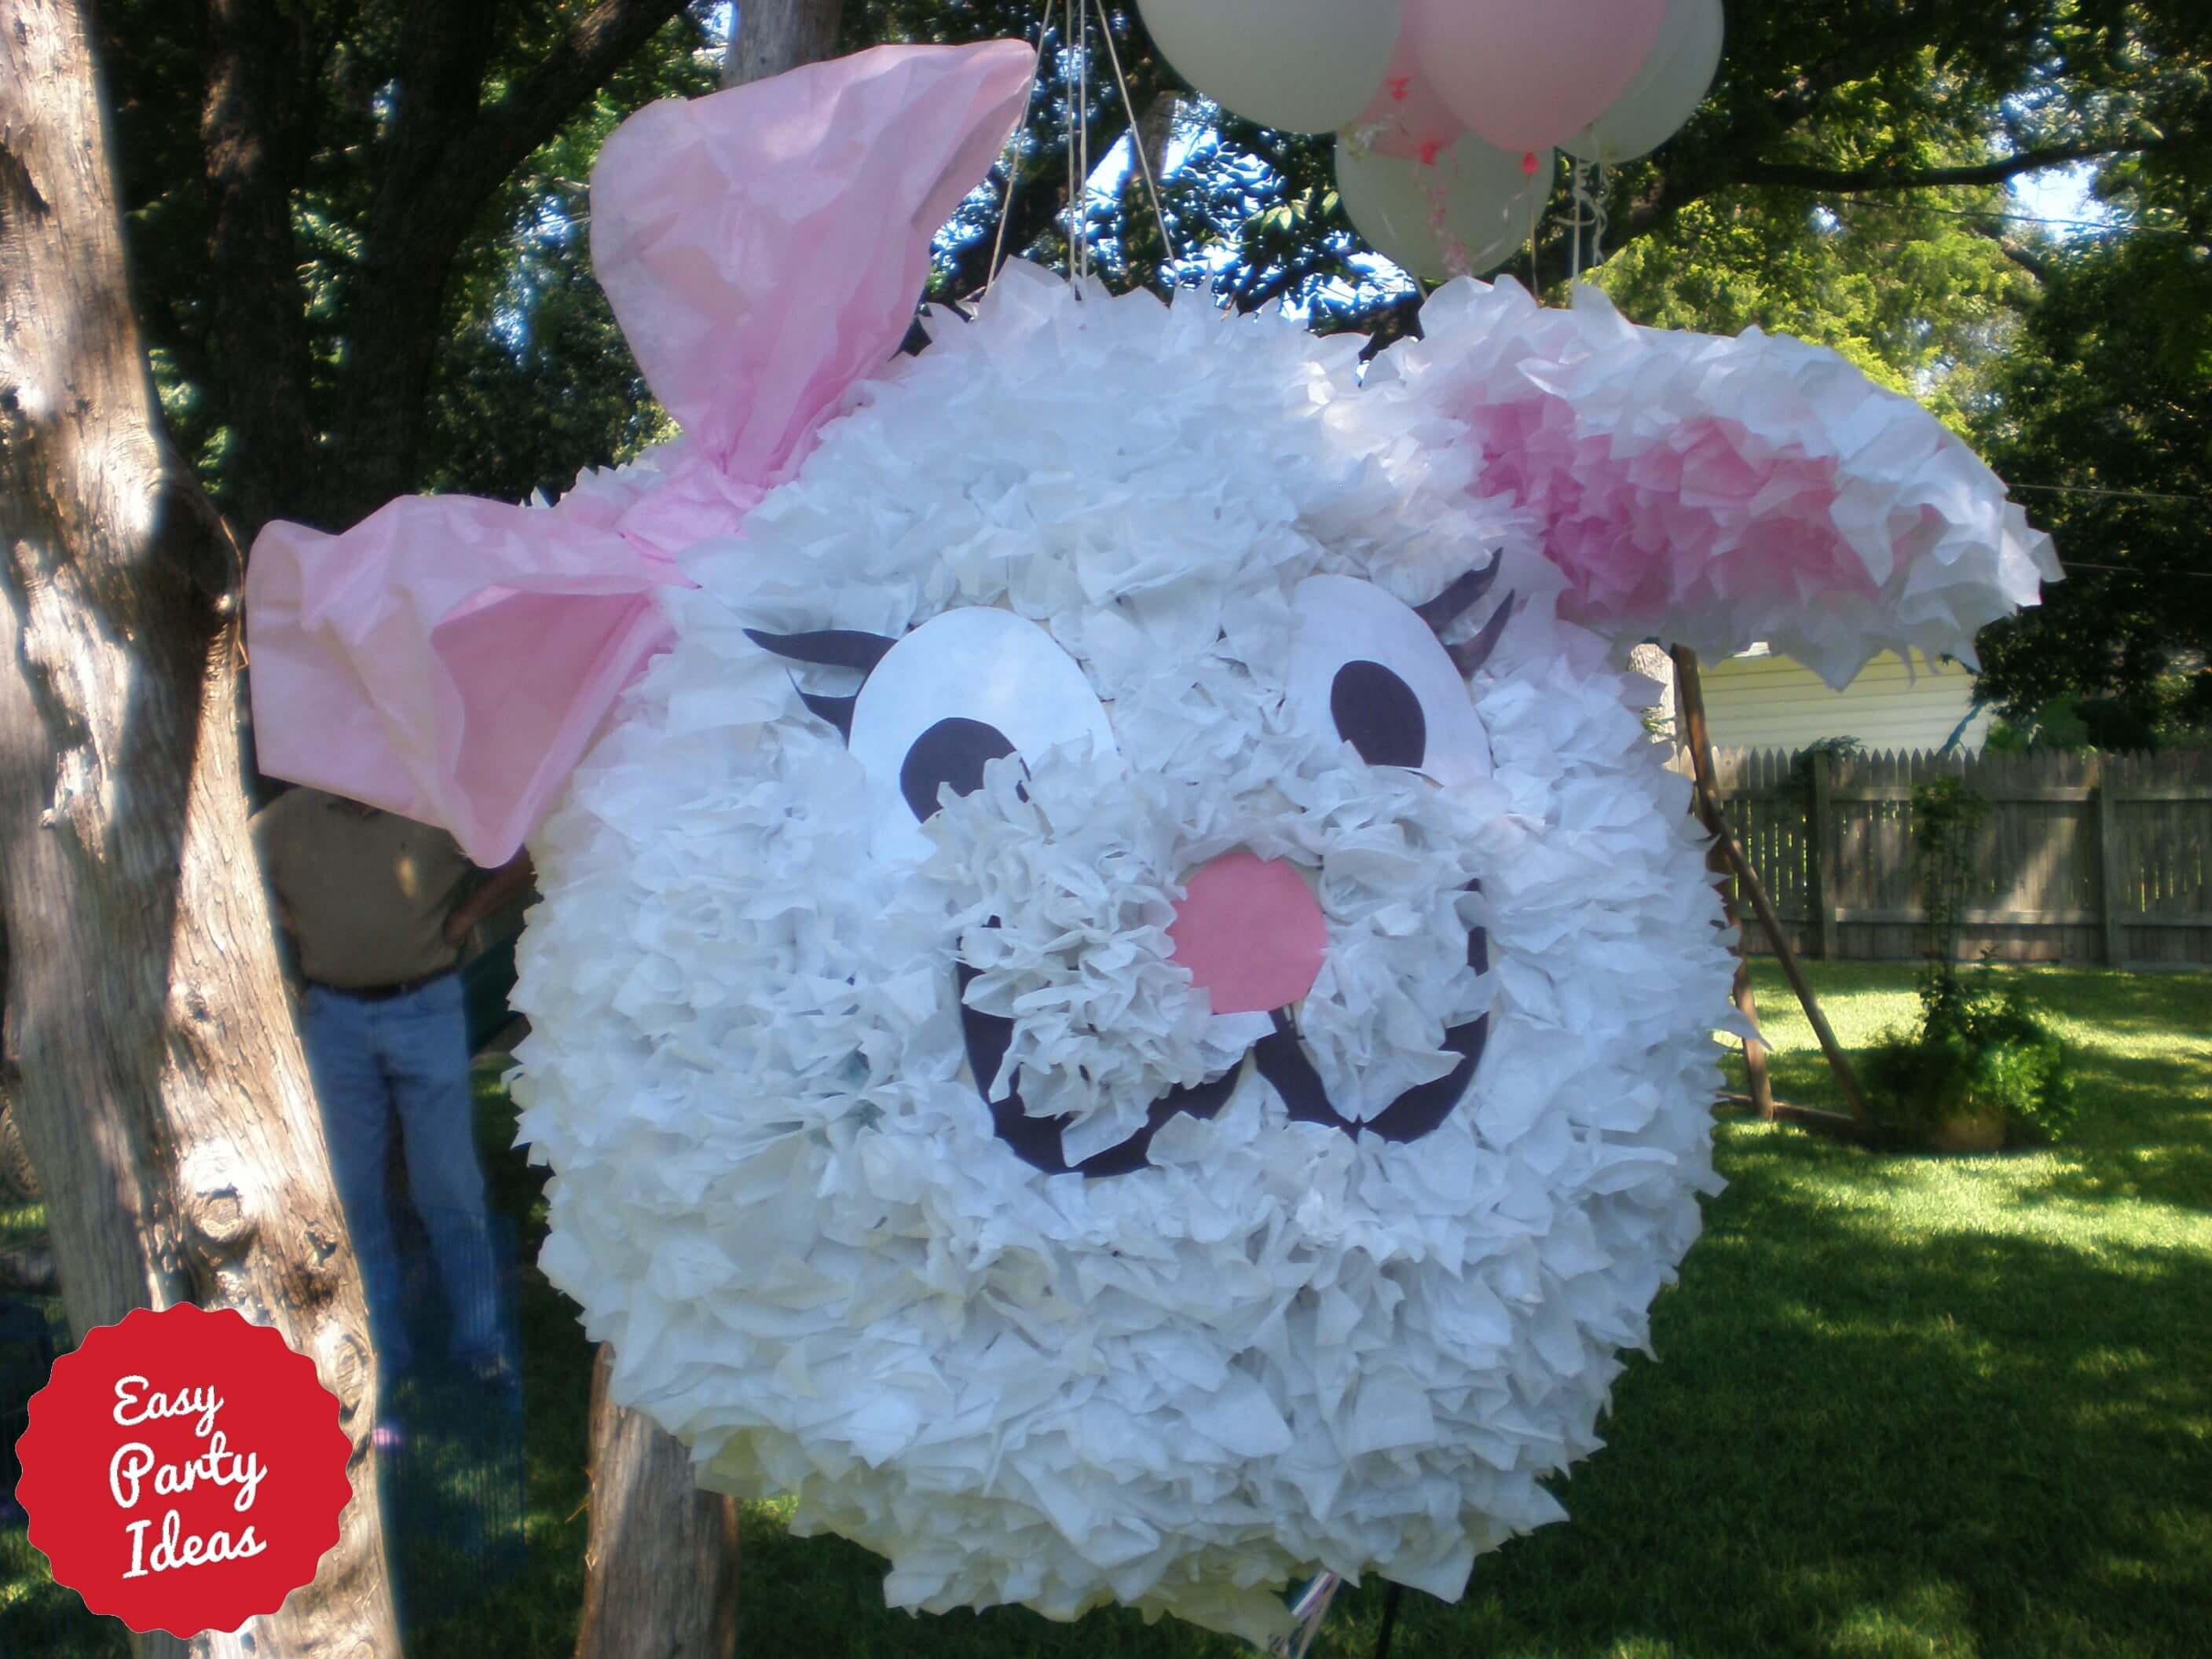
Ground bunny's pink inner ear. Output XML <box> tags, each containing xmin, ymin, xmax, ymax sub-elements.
<box><xmin>1397</xmin><ymin>281</ymin><xmax>2060</xmax><ymax>687</ymax></box>
<box><xmin>590</xmin><ymin>40</ymin><xmax>1038</xmax><ymax>487</ymax></box>
<box><xmin>247</xmin><ymin>496</ymin><xmax>684</xmax><ymax>866</ymax></box>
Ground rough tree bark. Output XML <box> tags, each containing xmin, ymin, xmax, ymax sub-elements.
<box><xmin>720</xmin><ymin>0</ymin><xmax>843</xmax><ymax>90</ymax></box>
<box><xmin>200</xmin><ymin>0</ymin><xmax>320</xmax><ymax>540</ymax></box>
<box><xmin>573</xmin><ymin>1346</ymin><xmax>742</xmax><ymax>1659</ymax></box>
<box><xmin>0</xmin><ymin>4</ymin><xmax>399</xmax><ymax>1655</ymax></box>
<box><xmin>573</xmin><ymin>20</ymin><xmax>850</xmax><ymax>1659</ymax></box>
<box><xmin>316</xmin><ymin>0</ymin><xmax>699</xmax><ymax>533</ymax></box>
<box><xmin>1133</xmin><ymin>89</ymin><xmax>1176</xmax><ymax>201</ymax></box>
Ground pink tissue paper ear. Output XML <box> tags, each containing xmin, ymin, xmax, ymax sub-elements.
<box><xmin>590</xmin><ymin>39</ymin><xmax>1038</xmax><ymax>483</ymax></box>
<box><xmin>244</xmin><ymin>41</ymin><xmax>1037</xmax><ymax>866</ymax></box>
<box><xmin>1383</xmin><ymin>279</ymin><xmax>2061</xmax><ymax>686</ymax></box>
<box><xmin>247</xmin><ymin>496</ymin><xmax>684</xmax><ymax>866</ymax></box>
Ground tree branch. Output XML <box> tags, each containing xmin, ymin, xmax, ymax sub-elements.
<box><xmin>942</xmin><ymin>86</ymin><xmax>1143</xmax><ymax>302</ymax></box>
<box><xmin>443</xmin><ymin>0</ymin><xmax>698</xmax><ymax>211</ymax></box>
<box><xmin>313</xmin><ymin>0</ymin><xmax>696</xmax><ymax>528</ymax></box>
<box><xmin>1984</xmin><ymin>229</ymin><xmax>2060</xmax><ymax>285</ymax></box>
<box><xmin>943</xmin><ymin>159</ymin><xmax>1073</xmax><ymax>300</ymax></box>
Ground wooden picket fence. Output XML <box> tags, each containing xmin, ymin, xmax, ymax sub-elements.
<box><xmin>1707</xmin><ymin>748</ymin><xmax>2212</xmax><ymax>968</ymax></box>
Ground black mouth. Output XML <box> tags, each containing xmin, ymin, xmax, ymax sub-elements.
<box><xmin>956</xmin><ymin>924</ymin><xmax>1490</xmax><ymax>1178</ymax></box>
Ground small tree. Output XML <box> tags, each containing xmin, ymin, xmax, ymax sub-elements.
<box><xmin>1909</xmin><ymin>775</ymin><xmax>1991</xmax><ymax>1034</ymax></box>
<box><xmin>1866</xmin><ymin>777</ymin><xmax>2075</xmax><ymax>1148</ymax></box>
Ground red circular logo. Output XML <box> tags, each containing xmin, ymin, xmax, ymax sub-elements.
<box><xmin>13</xmin><ymin>1303</ymin><xmax>354</xmax><ymax>1637</ymax></box>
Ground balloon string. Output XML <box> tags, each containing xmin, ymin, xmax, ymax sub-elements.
<box><xmin>1591</xmin><ymin>160</ymin><xmax>1609</xmax><ymax>266</ymax></box>
<box><xmin>981</xmin><ymin>5</ymin><xmax>1055</xmax><ymax>300</ymax></box>
<box><xmin>1074</xmin><ymin>0</ymin><xmax>1090</xmax><ymax>285</ymax></box>
<box><xmin>1093</xmin><ymin>0</ymin><xmax>1174</xmax><ymax>274</ymax></box>
<box><xmin>1525</xmin><ymin>152</ymin><xmax>1544</xmax><ymax>298</ymax></box>
<box><xmin>1064</xmin><ymin>0</ymin><xmax>1079</xmax><ymax>289</ymax></box>
<box><xmin>1562</xmin><ymin>159</ymin><xmax>1609</xmax><ymax>288</ymax></box>
<box><xmin>1570</xmin><ymin>170</ymin><xmax>1582</xmax><ymax>287</ymax></box>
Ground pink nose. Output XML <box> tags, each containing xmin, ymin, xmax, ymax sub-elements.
<box><xmin>1167</xmin><ymin>851</ymin><xmax>1328</xmax><ymax>1016</ymax></box>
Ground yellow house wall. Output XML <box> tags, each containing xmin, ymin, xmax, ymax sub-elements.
<box><xmin>1699</xmin><ymin>648</ymin><xmax>1990</xmax><ymax>754</ymax></box>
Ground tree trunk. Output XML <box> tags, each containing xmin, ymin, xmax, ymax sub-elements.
<box><xmin>1133</xmin><ymin>89</ymin><xmax>1176</xmax><ymax>202</ymax></box>
<box><xmin>0</xmin><ymin>5</ymin><xmax>399</xmax><ymax>1655</ymax></box>
<box><xmin>573</xmin><ymin>15</ymin><xmax>859</xmax><ymax>1658</ymax></box>
<box><xmin>721</xmin><ymin>0</ymin><xmax>844</xmax><ymax>90</ymax></box>
<box><xmin>193</xmin><ymin>0</ymin><xmax>696</xmax><ymax>538</ymax></box>
<box><xmin>200</xmin><ymin>0</ymin><xmax>320</xmax><ymax>540</ymax></box>
<box><xmin>573</xmin><ymin>1347</ymin><xmax>742</xmax><ymax>1659</ymax></box>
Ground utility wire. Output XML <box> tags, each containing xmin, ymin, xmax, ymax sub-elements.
<box><xmin>2012</xmin><ymin>482</ymin><xmax>2211</xmax><ymax>505</ymax></box>
<box><xmin>2056</xmin><ymin>561</ymin><xmax>2212</xmax><ymax>578</ymax></box>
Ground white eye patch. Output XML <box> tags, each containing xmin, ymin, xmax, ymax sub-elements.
<box><xmin>1285</xmin><ymin>574</ymin><xmax>1495</xmax><ymax>787</ymax></box>
<box><xmin>847</xmin><ymin>606</ymin><xmax>1120</xmax><ymax>865</ymax></box>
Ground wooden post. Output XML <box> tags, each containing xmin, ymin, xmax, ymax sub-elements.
<box><xmin>1811</xmin><ymin>748</ymin><xmax>1840</xmax><ymax>961</ymax></box>
<box><xmin>1669</xmin><ymin>654</ymin><xmax>1774</xmax><ymax>1117</ymax></box>
<box><xmin>1674</xmin><ymin>650</ymin><xmax>1871</xmax><ymax>1123</ymax></box>
<box><xmin>1709</xmin><ymin>819</ymin><xmax>1873</xmax><ymax>1122</ymax></box>
<box><xmin>2095</xmin><ymin>756</ymin><xmax>2126</xmax><ymax>967</ymax></box>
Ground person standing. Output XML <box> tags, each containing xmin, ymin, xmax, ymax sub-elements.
<box><xmin>252</xmin><ymin>788</ymin><xmax>532</xmax><ymax>1386</ymax></box>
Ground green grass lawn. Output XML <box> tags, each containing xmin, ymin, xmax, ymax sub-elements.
<box><xmin>8</xmin><ymin>963</ymin><xmax>2210</xmax><ymax>1657</ymax></box>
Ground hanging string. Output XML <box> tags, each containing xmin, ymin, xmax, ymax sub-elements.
<box><xmin>981</xmin><ymin>5</ymin><xmax>1056</xmax><ymax>300</ymax></box>
<box><xmin>1063</xmin><ymin>0</ymin><xmax>1081</xmax><ymax>288</ymax></box>
<box><xmin>1589</xmin><ymin>160</ymin><xmax>1609</xmax><ymax>266</ymax></box>
<box><xmin>1074</xmin><ymin>0</ymin><xmax>1091</xmax><ymax>284</ymax></box>
<box><xmin>1093</xmin><ymin>0</ymin><xmax>1174</xmax><ymax>273</ymax></box>
<box><xmin>1565</xmin><ymin>157</ymin><xmax>1610</xmax><ymax>284</ymax></box>
<box><xmin>1523</xmin><ymin>150</ymin><xmax>1544</xmax><ymax>296</ymax></box>
<box><xmin>1569</xmin><ymin>166</ymin><xmax>1584</xmax><ymax>287</ymax></box>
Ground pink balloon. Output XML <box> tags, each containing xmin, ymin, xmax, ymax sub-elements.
<box><xmin>1408</xmin><ymin>0</ymin><xmax>1665</xmax><ymax>153</ymax></box>
<box><xmin>1346</xmin><ymin>27</ymin><xmax>1466</xmax><ymax>167</ymax></box>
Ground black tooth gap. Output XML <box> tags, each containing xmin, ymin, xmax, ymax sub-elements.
<box><xmin>956</xmin><ymin>963</ymin><xmax>1240</xmax><ymax>1177</ymax></box>
<box><xmin>954</xmin><ymin>906</ymin><xmax>1491</xmax><ymax>1176</ymax></box>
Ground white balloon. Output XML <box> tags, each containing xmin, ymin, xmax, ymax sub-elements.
<box><xmin>1137</xmin><ymin>0</ymin><xmax>1401</xmax><ymax>134</ymax></box>
<box><xmin>1336</xmin><ymin>133</ymin><xmax>1551</xmax><ymax>284</ymax></box>
<box><xmin>1563</xmin><ymin>0</ymin><xmax>1723</xmax><ymax>164</ymax></box>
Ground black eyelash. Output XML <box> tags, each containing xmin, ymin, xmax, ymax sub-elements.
<box><xmin>745</xmin><ymin>627</ymin><xmax>903</xmax><ymax>743</ymax></box>
<box><xmin>1445</xmin><ymin>591</ymin><xmax>1517</xmax><ymax>679</ymax></box>
<box><xmin>742</xmin><ymin>627</ymin><xmax>899</xmax><ymax>675</ymax></box>
<box><xmin>1412</xmin><ymin>561</ymin><xmax>1503</xmax><ymax>632</ymax></box>
<box><xmin>797</xmin><ymin>691</ymin><xmax>859</xmax><ymax>741</ymax></box>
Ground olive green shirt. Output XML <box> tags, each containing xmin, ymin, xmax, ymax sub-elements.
<box><xmin>251</xmin><ymin>789</ymin><xmax>474</xmax><ymax>989</ymax></box>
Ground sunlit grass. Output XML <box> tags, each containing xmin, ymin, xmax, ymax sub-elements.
<box><xmin>5</xmin><ymin>965</ymin><xmax>2208</xmax><ymax>1657</ymax></box>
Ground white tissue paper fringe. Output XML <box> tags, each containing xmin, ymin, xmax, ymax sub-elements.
<box><xmin>1379</xmin><ymin>277</ymin><xmax>2061</xmax><ymax>687</ymax></box>
<box><xmin>511</xmin><ymin>265</ymin><xmax>1746</xmax><ymax>1643</ymax></box>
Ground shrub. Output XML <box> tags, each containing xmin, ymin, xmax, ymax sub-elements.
<box><xmin>1863</xmin><ymin>777</ymin><xmax>2078</xmax><ymax>1148</ymax></box>
<box><xmin>1866</xmin><ymin>969</ymin><xmax>2078</xmax><ymax>1146</ymax></box>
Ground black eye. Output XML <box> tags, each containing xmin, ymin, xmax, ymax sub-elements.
<box><xmin>1330</xmin><ymin>661</ymin><xmax>1426</xmax><ymax>770</ymax></box>
<box><xmin>900</xmin><ymin>718</ymin><xmax>1020</xmax><ymax>822</ymax></box>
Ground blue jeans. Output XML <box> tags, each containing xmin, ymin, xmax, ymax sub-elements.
<box><xmin>302</xmin><ymin>974</ymin><xmax>500</xmax><ymax>1375</ymax></box>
